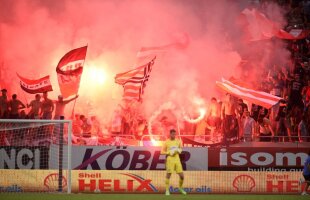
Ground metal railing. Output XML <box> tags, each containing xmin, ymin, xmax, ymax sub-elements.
<box><xmin>109</xmin><ymin>134</ymin><xmax>136</xmax><ymax>140</ymax></box>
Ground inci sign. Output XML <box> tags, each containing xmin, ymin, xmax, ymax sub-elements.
<box><xmin>0</xmin><ymin>146</ymin><xmax>49</xmax><ymax>169</ymax></box>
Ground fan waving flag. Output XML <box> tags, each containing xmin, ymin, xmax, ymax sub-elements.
<box><xmin>216</xmin><ymin>78</ymin><xmax>282</xmax><ymax>109</ymax></box>
<box><xmin>17</xmin><ymin>73</ymin><xmax>53</xmax><ymax>94</ymax></box>
<box><xmin>115</xmin><ymin>57</ymin><xmax>156</xmax><ymax>102</ymax></box>
<box><xmin>56</xmin><ymin>46</ymin><xmax>87</xmax><ymax>98</ymax></box>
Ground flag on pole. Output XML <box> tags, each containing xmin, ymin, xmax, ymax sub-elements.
<box><xmin>216</xmin><ymin>78</ymin><xmax>282</xmax><ymax>109</ymax></box>
<box><xmin>115</xmin><ymin>57</ymin><xmax>156</xmax><ymax>102</ymax></box>
<box><xmin>17</xmin><ymin>73</ymin><xmax>53</xmax><ymax>94</ymax></box>
<box><xmin>56</xmin><ymin>46</ymin><xmax>87</xmax><ymax>98</ymax></box>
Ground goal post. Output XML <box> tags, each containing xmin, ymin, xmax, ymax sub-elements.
<box><xmin>0</xmin><ymin>118</ymin><xmax>72</xmax><ymax>193</ymax></box>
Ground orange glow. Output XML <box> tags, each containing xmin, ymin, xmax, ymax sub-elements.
<box><xmin>193</xmin><ymin>96</ymin><xmax>205</xmax><ymax>106</ymax></box>
<box><xmin>183</xmin><ymin>107</ymin><xmax>206</xmax><ymax>123</ymax></box>
<box><xmin>83</xmin><ymin>66</ymin><xmax>107</xmax><ymax>86</ymax></box>
<box><xmin>183</xmin><ymin>96</ymin><xmax>207</xmax><ymax>123</ymax></box>
<box><xmin>151</xmin><ymin>138</ymin><xmax>162</xmax><ymax>146</ymax></box>
<box><xmin>199</xmin><ymin>107</ymin><xmax>206</xmax><ymax>116</ymax></box>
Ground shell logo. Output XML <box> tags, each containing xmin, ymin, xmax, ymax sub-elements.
<box><xmin>232</xmin><ymin>175</ymin><xmax>255</xmax><ymax>192</ymax></box>
<box><xmin>44</xmin><ymin>173</ymin><xmax>67</xmax><ymax>192</ymax></box>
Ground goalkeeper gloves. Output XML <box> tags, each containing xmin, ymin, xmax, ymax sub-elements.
<box><xmin>169</xmin><ymin>150</ymin><xmax>175</xmax><ymax>156</ymax></box>
<box><xmin>168</xmin><ymin>148</ymin><xmax>182</xmax><ymax>156</ymax></box>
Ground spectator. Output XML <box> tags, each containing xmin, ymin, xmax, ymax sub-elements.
<box><xmin>275</xmin><ymin>99</ymin><xmax>291</xmax><ymax>142</ymax></box>
<box><xmin>27</xmin><ymin>94</ymin><xmax>42</xmax><ymax>119</ymax></box>
<box><xmin>289</xmin><ymin>104</ymin><xmax>304</xmax><ymax>140</ymax></box>
<box><xmin>236</xmin><ymin>98</ymin><xmax>248</xmax><ymax>140</ymax></box>
<box><xmin>270</xmin><ymin>74</ymin><xmax>284</xmax><ymax>97</ymax></box>
<box><xmin>298</xmin><ymin>114</ymin><xmax>309</xmax><ymax>142</ymax></box>
<box><xmin>53</xmin><ymin>94</ymin><xmax>78</xmax><ymax>119</ymax></box>
<box><xmin>80</xmin><ymin>115</ymin><xmax>92</xmax><ymax>138</ymax></box>
<box><xmin>221</xmin><ymin>93</ymin><xmax>237</xmax><ymax>145</ymax></box>
<box><xmin>288</xmin><ymin>73</ymin><xmax>304</xmax><ymax>111</ymax></box>
<box><xmin>8</xmin><ymin>94</ymin><xmax>26</xmax><ymax>119</ymax></box>
<box><xmin>206</xmin><ymin>97</ymin><xmax>221</xmax><ymax>142</ymax></box>
<box><xmin>241</xmin><ymin>110</ymin><xmax>255</xmax><ymax>142</ymax></box>
<box><xmin>236</xmin><ymin>98</ymin><xmax>248</xmax><ymax>119</ymax></box>
<box><xmin>257</xmin><ymin>116</ymin><xmax>275</xmax><ymax>142</ymax></box>
<box><xmin>0</xmin><ymin>89</ymin><xmax>9</xmax><ymax>119</ymax></box>
<box><xmin>251</xmin><ymin>104</ymin><xmax>263</xmax><ymax>121</ymax></box>
<box><xmin>41</xmin><ymin>92</ymin><xmax>54</xmax><ymax>120</ymax></box>
<box><xmin>80</xmin><ymin>115</ymin><xmax>97</xmax><ymax>145</ymax></box>
<box><xmin>135</xmin><ymin>118</ymin><xmax>147</xmax><ymax>140</ymax></box>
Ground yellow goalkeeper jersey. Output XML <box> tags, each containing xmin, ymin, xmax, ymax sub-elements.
<box><xmin>161</xmin><ymin>139</ymin><xmax>182</xmax><ymax>161</ymax></box>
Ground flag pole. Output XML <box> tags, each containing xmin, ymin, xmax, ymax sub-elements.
<box><xmin>22</xmin><ymin>90</ymin><xmax>28</xmax><ymax>105</ymax></box>
<box><xmin>70</xmin><ymin>98</ymin><xmax>77</xmax><ymax>119</ymax></box>
<box><xmin>21</xmin><ymin>90</ymin><xmax>31</xmax><ymax>114</ymax></box>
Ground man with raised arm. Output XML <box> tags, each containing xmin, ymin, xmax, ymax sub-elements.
<box><xmin>53</xmin><ymin>94</ymin><xmax>78</xmax><ymax>119</ymax></box>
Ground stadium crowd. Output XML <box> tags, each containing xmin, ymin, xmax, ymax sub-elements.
<box><xmin>0</xmin><ymin>0</ymin><xmax>309</xmax><ymax>146</ymax></box>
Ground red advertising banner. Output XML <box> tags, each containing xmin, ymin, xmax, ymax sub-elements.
<box><xmin>208</xmin><ymin>147</ymin><xmax>308</xmax><ymax>171</ymax></box>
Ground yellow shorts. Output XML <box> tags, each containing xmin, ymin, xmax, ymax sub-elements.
<box><xmin>166</xmin><ymin>160</ymin><xmax>183</xmax><ymax>174</ymax></box>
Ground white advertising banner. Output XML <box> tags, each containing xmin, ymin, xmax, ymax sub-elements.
<box><xmin>49</xmin><ymin>145</ymin><xmax>208</xmax><ymax>170</ymax></box>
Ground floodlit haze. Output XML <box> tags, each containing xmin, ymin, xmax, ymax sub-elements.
<box><xmin>0</xmin><ymin>0</ymin><xmax>290</xmax><ymax>121</ymax></box>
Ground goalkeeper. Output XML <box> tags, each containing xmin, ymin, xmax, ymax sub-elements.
<box><xmin>161</xmin><ymin>129</ymin><xmax>186</xmax><ymax>196</ymax></box>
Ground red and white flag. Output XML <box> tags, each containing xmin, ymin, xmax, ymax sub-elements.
<box><xmin>241</xmin><ymin>8</ymin><xmax>309</xmax><ymax>41</ymax></box>
<box><xmin>115</xmin><ymin>57</ymin><xmax>156</xmax><ymax>102</ymax></box>
<box><xmin>240</xmin><ymin>8</ymin><xmax>278</xmax><ymax>41</ymax></box>
<box><xmin>216</xmin><ymin>78</ymin><xmax>282</xmax><ymax>109</ymax></box>
<box><xmin>17</xmin><ymin>73</ymin><xmax>53</xmax><ymax>94</ymax></box>
<box><xmin>56</xmin><ymin>46</ymin><xmax>87</xmax><ymax>98</ymax></box>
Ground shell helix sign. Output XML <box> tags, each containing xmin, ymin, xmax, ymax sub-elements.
<box><xmin>0</xmin><ymin>170</ymin><xmax>308</xmax><ymax>194</ymax></box>
<box><xmin>77</xmin><ymin>172</ymin><xmax>158</xmax><ymax>192</ymax></box>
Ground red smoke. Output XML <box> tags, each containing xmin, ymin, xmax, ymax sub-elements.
<box><xmin>0</xmin><ymin>0</ymin><xmax>290</xmax><ymax>122</ymax></box>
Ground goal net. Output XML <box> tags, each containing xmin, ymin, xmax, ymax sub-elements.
<box><xmin>0</xmin><ymin>119</ymin><xmax>72</xmax><ymax>193</ymax></box>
